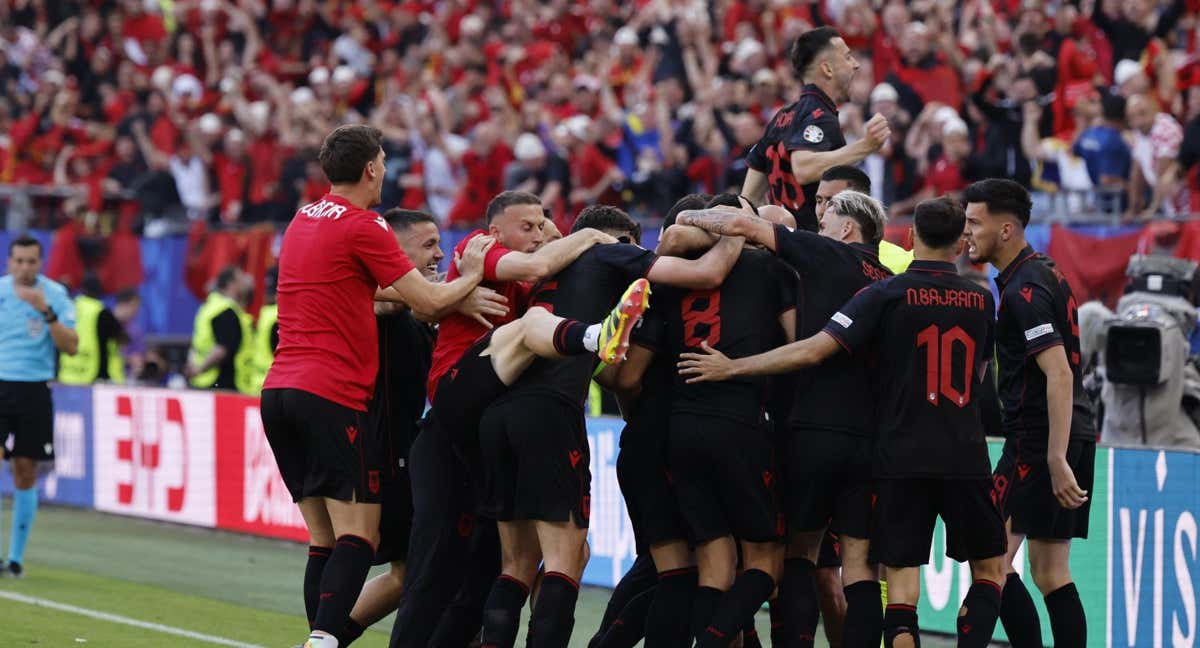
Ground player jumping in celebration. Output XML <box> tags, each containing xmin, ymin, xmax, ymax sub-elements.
<box><xmin>742</xmin><ymin>27</ymin><xmax>890</xmax><ymax>231</ymax></box>
<box><xmin>473</xmin><ymin>205</ymin><xmax>744</xmax><ymax>648</ymax></box>
<box><xmin>680</xmin><ymin>197</ymin><xmax>1010</xmax><ymax>648</ymax></box>
<box><xmin>261</xmin><ymin>125</ymin><xmax>493</xmax><ymax>648</ymax></box>
<box><xmin>964</xmin><ymin>179</ymin><xmax>1095</xmax><ymax>648</ymax></box>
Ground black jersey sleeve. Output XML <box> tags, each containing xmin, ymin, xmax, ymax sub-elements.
<box><xmin>772</xmin><ymin>224</ymin><xmax>837</xmax><ymax>276</ymax></box>
<box><xmin>782</xmin><ymin>113</ymin><xmax>840</xmax><ymax>154</ymax></box>
<box><xmin>821</xmin><ymin>283</ymin><xmax>886</xmax><ymax>354</ymax></box>
<box><xmin>772</xmin><ymin>257</ymin><xmax>799</xmax><ymax>316</ymax></box>
<box><xmin>746</xmin><ymin>141</ymin><xmax>769</xmax><ymax>172</ymax></box>
<box><xmin>1008</xmin><ymin>282</ymin><xmax>1064</xmax><ymax>356</ymax></box>
<box><xmin>596</xmin><ymin>243</ymin><xmax>659</xmax><ymax>281</ymax></box>
<box><xmin>631</xmin><ymin>302</ymin><xmax>668</xmax><ymax>353</ymax></box>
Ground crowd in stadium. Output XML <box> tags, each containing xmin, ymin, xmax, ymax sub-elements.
<box><xmin>3</xmin><ymin>0</ymin><xmax>1200</xmax><ymax>234</ymax></box>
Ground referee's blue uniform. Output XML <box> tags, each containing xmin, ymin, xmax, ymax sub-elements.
<box><xmin>0</xmin><ymin>273</ymin><xmax>74</xmax><ymax>574</ymax></box>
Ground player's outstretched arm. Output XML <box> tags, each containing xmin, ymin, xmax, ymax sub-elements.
<box><xmin>788</xmin><ymin>114</ymin><xmax>890</xmax><ymax>185</ymax></box>
<box><xmin>675</xmin><ymin>208</ymin><xmax>775</xmax><ymax>250</ymax></box>
<box><xmin>678</xmin><ymin>332</ymin><xmax>841</xmax><ymax>383</ymax></box>
<box><xmin>385</xmin><ymin>235</ymin><xmax>494</xmax><ymax>314</ymax></box>
<box><xmin>741</xmin><ymin>168</ymin><xmax>768</xmax><ymax>206</ymax></box>
<box><xmin>493</xmin><ymin>228</ymin><xmax>617</xmax><ymax>283</ymax></box>
<box><xmin>647</xmin><ymin>234</ymin><xmax>744</xmax><ymax>289</ymax></box>
<box><xmin>1036</xmin><ymin>345</ymin><xmax>1089</xmax><ymax>509</ymax></box>
<box><xmin>656</xmin><ymin>224</ymin><xmax>719</xmax><ymax>256</ymax></box>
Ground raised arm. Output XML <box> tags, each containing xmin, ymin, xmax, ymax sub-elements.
<box><xmin>493</xmin><ymin>228</ymin><xmax>616</xmax><ymax>283</ymax></box>
<box><xmin>789</xmin><ymin>121</ymin><xmax>887</xmax><ymax>185</ymax></box>
<box><xmin>741</xmin><ymin>168</ymin><xmax>769</xmax><ymax>205</ymax></box>
<box><xmin>677</xmin><ymin>331</ymin><xmax>842</xmax><ymax>383</ymax></box>
<box><xmin>645</xmin><ymin>234</ymin><xmax>743</xmax><ymax>290</ymax></box>
<box><xmin>675</xmin><ymin>207</ymin><xmax>777</xmax><ymax>250</ymax></box>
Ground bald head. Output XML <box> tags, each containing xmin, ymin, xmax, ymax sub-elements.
<box><xmin>1126</xmin><ymin>94</ymin><xmax>1156</xmax><ymax>134</ymax></box>
<box><xmin>759</xmin><ymin>205</ymin><xmax>797</xmax><ymax>229</ymax></box>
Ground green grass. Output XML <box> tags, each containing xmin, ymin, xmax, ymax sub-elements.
<box><xmin>0</xmin><ymin>505</ymin><xmax>964</xmax><ymax>646</ymax></box>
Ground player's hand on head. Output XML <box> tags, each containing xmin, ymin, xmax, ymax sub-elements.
<box><xmin>586</xmin><ymin>228</ymin><xmax>619</xmax><ymax>245</ymax></box>
<box><xmin>460</xmin><ymin>286</ymin><xmax>510</xmax><ymax>328</ymax></box>
<box><xmin>677</xmin><ymin>341</ymin><xmax>733</xmax><ymax>383</ymax></box>
<box><xmin>1048</xmin><ymin>456</ymin><xmax>1088</xmax><ymax>509</ymax></box>
<box><xmin>457</xmin><ymin>235</ymin><xmax>496</xmax><ymax>277</ymax></box>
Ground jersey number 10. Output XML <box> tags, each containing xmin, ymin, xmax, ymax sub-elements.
<box><xmin>916</xmin><ymin>325</ymin><xmax>976</xmax><ymax>408</ymax></box>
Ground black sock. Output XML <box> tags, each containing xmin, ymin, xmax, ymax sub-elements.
<box><xmin>340</xmin><ymin>618</ymin><xmax>366</xmax><ymax>646</ymax></box>
<box><xmin>768</xmin><ymin>598</ymin><xmax>786</xmax><ymax>646</ymax></box>
<box><xmin>304</xmin><ymin>546</ymin><xmax>332</xmax><ymax>629</ymax></box>
<box><xmin>781</xmin><ymin>558</ymin><xmax>819</xmax><ymax>647</ymax></box>
<box><xmin>843</xmin><ymin>581</ymin><xmax>883</xmax><ymax>648</ymax></box>
<box><xmin>528</xmin><ymin>571</ymin><xmax>581</xmax><ymax>648</ymax></box>
<box><xmin>644</xmin><ymin>567</ymin><xmax>698</xmax><ymax>647</ymax></box>
<box><xmin>1044</xmin><ymin>583</ymin><xmax>1086</xmax><ymax>648</ymax></box>
<box><xmin>957</xmin><ymin>579</ymin><xmax>1002</xmax><ymax>648</ymax></box>
<box><xmin>1000</xmin><ymin>573</ymin><xmax>1044</xmax><ymax>648</ymax></box>
<box><xmin>595</xmin><ymin>588</ymin><xmax>656</xmax><ymax>648</ymax></box>
<box><xmin>313</xmin><ymin>535</ymin><xmax>375</xmax><ymax>637</ymax></box>
<box><xmin>742</xmin><ymin>616</ymin><xmax>763</xmax><ymax>648</ymax></box>
<box><xmin>480</xmin><ymin>575</ymin><xmax>530</xmax><ymax>648</ymax></box>
<box><xmin>591</xmin><ymin>554</ymin><xmax>658</xmax><ymax>647</ymax></box>
<box><xmin>690</xmin><ymin>586</ymin><xmax>723</xmax><ymax>640</ymax></box>
<box><xmin>883</xmin><ymin>605</ymin><xmax>920</xmax><ymax>648</ymax></box>
<box><xmin>553</xmin><ymin>320</ymin><xmax>589</xmax><ymax>355</ymax></box>
<box><xmin>696</xmin><ymin>569</ymin><xmax>775</xmax><ymax>648</ymax></box>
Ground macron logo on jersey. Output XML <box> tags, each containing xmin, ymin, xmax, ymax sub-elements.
<box><xmin>373</xmin><ymin>216</ymin><xmax>389</xmax><ymax>232</ymax></box>
<box><xmin>1025</xmin><ymin>323</ymin><xmax>1054</xmax><ymax>341</ymax></box>
<box><xmin>298</xmin><ymin>200</ymin><xmax>348</xmax><ymax>220</ymax></box>
<box><xmin>831</xmin><ymin>312</ymin><xmax>853</xmax><ymax>328</ymax></box>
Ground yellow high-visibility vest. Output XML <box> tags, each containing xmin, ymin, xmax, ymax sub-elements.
<box><xmin>189</xmin><ymin>292</ymin><xmax>256</xmax><ymax>394</ymax></box>
<box><xmin>249</xmin><ymin>303</ymin><xmax>278</xmax><ymax>393</ymax></box>
<box><xmin>58</xmin><ymin>295</ymin><xmax>124</xmax><ymax>384</ymax></box>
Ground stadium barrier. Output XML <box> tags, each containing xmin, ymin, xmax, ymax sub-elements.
<box><xmin>1</xmin><ymin>384</ymin><xmax>1197</xmax><ymax>647</ymax></box>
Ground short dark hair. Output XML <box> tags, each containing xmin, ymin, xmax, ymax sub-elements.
<box><xmin>704</xmin><ymin>193</ymin><xmax>759</xmax><ymax>213</ymax></box>
<box><xmin>962</xmin><ymin>178</ymin><xmax>1032</xmax><ymax>227</ymax></box>
<box><xmin>384</xmin><ymin>208</ymin><xmax>437</xmax><ymax>232</ymax></box>
<box><xmin>215</xmin><ymin>265</ymin><xmax>242</xmax><ymax>291</ymax></box>
<box><xmin>319</xmin><ymin>125</ymin><xmax>384</xmax><ymax>184</ymax></box>
<box><xmin>663</xmin><ymin>193</ymin><xmax>712</xmax><ymax>228</ymax></box>
<box><xmin>8</xmin><ymin>235</ymin><xmax>41</xmax><ymax>258</ymax></box>
<box><xmin>820</xmin><ymin>165</ymin><xmax>871</xmax><ymax>193</ymax></box>
<box><xmin>1017</xmin><ymin>32</ymin><xmax>1041</xmax><ymax>57</ymax></box>
<box><xmin>914</xmin><ymin>197</ymin><xmax>967</xmax><ymax>249</ymax></box>
<box><xmin>790</xmin><ymin>27</ymin><xmax>841</xmax><ymax>79</ymax></box>
<box><xmin>573</xmin><ymin>204</ymin><xmax>641</xmax><ymax>243</ymax></box>
<box><xmin>82</xmin><ymin>272</ymin><xmax>103</xmax><ymax>298</ymax></box>
<box><xmin>1102</xmin><ymin>93</ymin><xmax>1126</xmax><ymax>123</ymax></box>
<box><xmin>485</xmin><ymin>191</ymin><xmax>542</xmax><ymax>224</ymax></box>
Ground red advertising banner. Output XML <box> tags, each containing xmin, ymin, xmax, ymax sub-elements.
<box><xmin>214</xmin><ymin>393</ymin><xmax>307</xmax><ymax>542</ymax></box>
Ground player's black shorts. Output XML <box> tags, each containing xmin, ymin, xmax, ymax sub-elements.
<box><xmin>617</xmin><ymin>418</ymin><xmax>687</xmax><ymax>551</ymax></box>
<box><xmin>430</xmin><ymin>332</ymin><xmax>507</xmax><ymax>450</ymax></box>
<box><xmin>668</xmin><ymin>413</ymin><xmax>781</xmax><ymax>545</ymax></box>
<box><xmin>872</xmin><ymin>477</ymin><xmax>1007</xmax><ymax>568</ymax></box>
<box><xmin>817</xmin><ymin>529</ymin><xmax>842</xmax><ymax>569</ymax></box>
<box><xmin>479</xmin><ymin>393</ymin><xmax>591</xmax><ymax>528</ymax></box>
<box><xmin>992</xmin><ymin>436</ymin><xmax>1095</xmax><ymax>540</ymax></box>
<box><xmin>260</xmin><ymin>388</ymin><xmax>384</xmax><ymax>504</ymax></box>
<box><xmin>783</xmin><ymin>429</ymin><xmax>874</xmax><ymax>539</ymax></box>
<box><xmin>0</xmin><ymin>380</ymin><xmax>54</xmax><ymax>461</ymax></box>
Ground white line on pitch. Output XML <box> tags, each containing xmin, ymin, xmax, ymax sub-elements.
<box><xmin>0</xmin><ymin>589</ymin><xmax>266</xmax><ymax>647</ymax></box>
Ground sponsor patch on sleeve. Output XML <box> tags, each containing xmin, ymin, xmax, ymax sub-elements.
<box><xmin>1024</xmin><ymin>323</ymin><xmax>1054</xmax><ymax>341</ymax></box>
<box><xmin>831</xmin><ymin>312</ymin><xmax>852</xmax><ymax>328</ymax></box>
<box><xmin>803</xmin><ymin>124</ymin><xmax>824</xmax><ymax>143</ymax></box>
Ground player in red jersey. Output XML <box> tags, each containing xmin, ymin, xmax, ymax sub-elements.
<box><xmin>260</xmin><ymin>125</ymin><xmax>491</xmax><ymax>648</ymax></box>
<box><xmin>392</xmin><ymin>191</ymin><xmax>617</xmax><ymax>648</ymax></box>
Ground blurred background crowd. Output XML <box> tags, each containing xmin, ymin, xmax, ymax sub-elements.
<box><xmin>6</xmin><ymin>0</ymin><xmax>1200</xmax><ymax>240</ymax></box>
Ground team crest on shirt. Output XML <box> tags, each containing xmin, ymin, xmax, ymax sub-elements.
<box><xmin>803</xmin><ymin>124</ymin><xmax>824</xmax><ymax>143</ymax></box>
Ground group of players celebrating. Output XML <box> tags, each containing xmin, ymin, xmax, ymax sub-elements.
<box><xmin>260</xmin><ymin>26</ymin><xmax>1094</xmax><ymax>648</ymax></box>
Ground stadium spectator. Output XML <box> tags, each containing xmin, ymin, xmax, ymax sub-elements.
<box><xmin>1127</xmin><ymin>93</ymin><xmax>1185</xmax><ymax>219</ymax></box>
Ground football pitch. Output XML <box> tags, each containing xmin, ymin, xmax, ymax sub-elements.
<box><xmin>0</xmin><ymin>506</ymin><xmax>963</xmax><ymax>647</ymax></box>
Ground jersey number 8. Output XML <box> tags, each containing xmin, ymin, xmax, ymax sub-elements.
<box><xmin>682</xmin><ymin>290</ymin><xmax>722</xmax><ymax>347</ymax></box>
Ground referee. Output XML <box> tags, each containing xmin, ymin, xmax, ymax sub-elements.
<box><xmin>0</xmin><ymin>236</ymin><xmax>78</xmax><ymax>578</ymax></box>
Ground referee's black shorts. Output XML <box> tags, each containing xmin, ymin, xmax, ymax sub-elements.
<box><xmin>260</xmin><ymin>388</ymin><xmax>384</xmax><ymax>504</ymax></box>
<box><xmin>0</xmin><ymin>380</ymin><xmax>54</xmax><ymax>461</ymax></box>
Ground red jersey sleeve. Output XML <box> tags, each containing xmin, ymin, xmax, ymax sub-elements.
<box><xmin>483</xmin><ymin>243</ymin><xmax>513</xmax><ymax>282</ymax></box>
<box><xmin>353</xmin><ymin>214</ymin><xmax>416</xmax><ymax>287</ymax></box>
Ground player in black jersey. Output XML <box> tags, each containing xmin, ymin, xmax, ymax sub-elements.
<box><xmin>676</xmin><ymin>187</ymin><xmax>894</xmax><ymax>648</ymax></box>
<box><xmin>964</xmin><ymin>179</ymin><xmax>1095</xmax><ymax>648</ymax></box>
<box><xmin>474</xmin><ymin>206</ymin><xmax>744</xmax><ymax>648</ymax></box>
<box><xmin>742</xmin><ymin>27</ymin><xmax>890</xmax><ymax>231</ymax></box>
<box><xmin>588</xmin><ymin>194</ymin><xmax>713</xmax><ymax>648</ymax></box>
<box><xmin>681</xmin><ymin>197</ymin><xmax>1009</xmax><ymax>648</ymax></box>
